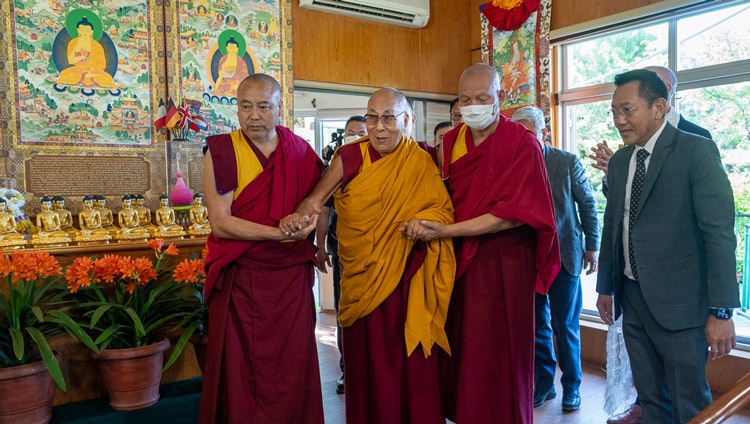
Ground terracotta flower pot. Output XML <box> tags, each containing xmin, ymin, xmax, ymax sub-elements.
<box><xmin>190</xmin><ymin>333</ymin><xmax>209</xmax><ymax>375</ymax></box>
<box><xmin>92</xmin><ymin>339</ymin><xmax>170</xmax><ymax>411</ymax></box>
<box><xmin>0</xmin><ymin>355</ymin><xmax>60</xmax><ymax>424</ymax></box>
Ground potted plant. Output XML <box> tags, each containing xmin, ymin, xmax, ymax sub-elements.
<box><xmin>0</xmin><ymin>250</ymin><xmax>95</xmax><ymax>424</ymax></box>
<box><xmin>170</xmin><ymin>252</ymin><xmax>207</xmax><ymax>372</ymax></box>
<box><xmin>62</xmin><ymin>240</ymin><xmax>198</xmax><ymax>411</ymax></box>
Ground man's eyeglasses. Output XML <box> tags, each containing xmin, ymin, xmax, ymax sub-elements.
<box><xmin>364</xmin><ymin>111</ymin><xmax>406</xmax><ymax>126</ymax></box>
<box><xmin>450</xmin><ymin>112</ymin><xmax>463</xmax><ymax>122</ymax></box>
<box><xmin>608</xmin><ymin>105</ymin><xmax>645</xmax><ymax>119</ymax></box>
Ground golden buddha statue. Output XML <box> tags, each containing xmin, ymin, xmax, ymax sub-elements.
<box><xmin>154</xmin><ymin>194</ymin><xmax>186</xmax><ymax>238</ymax></box>
<box><xmin>0</xmin><ymin>198</ymin><xmax>26</xmax><ymax>247</ymax></box>
<box><xmin>115</xmin><ymin>195</ymin><xmax>150</xmax><ymax>240</ymax></box>
<box><xmin>32</xmin><ymin>196</ymin><xmax>71</xmax><ymax>245</ymax></box>
<box><xmin>94</xmin><ymin>195</ymin><xmax>115</xmax><ymax>230</ymax></box>
<box><xmin>133</xmin><ymin>194</ymin><xmax>157</xmax><ymax>233</ymax></box>
<box><xmin>52</xmin><ymin>195</ymin><xmax>80</xmax><ymax>238</ymax></box>
<box><xmin>76</xmin><ymin>195</ymin><xmax>112</xmax><ymax>242</ymax></box>
<box><xmin>188</xmin><ymin>193</ymin><xmax>210</xmax><ymax>236</ymax></box>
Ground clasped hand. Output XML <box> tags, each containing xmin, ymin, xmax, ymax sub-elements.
<box><xmin>279</xmin><ymin>212</ymin><xmax>319</xmax><ymax>240</ymax></box>
<box><xmin>399</xmin><ymin>218</ymin><xmax>446</xmax><ymax>241</ymax></box>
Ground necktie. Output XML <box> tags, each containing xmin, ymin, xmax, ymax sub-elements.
<box><xmin>629</xmin><ymin>149</ymin><xmax>649</xmax><ymax>281</ymax></box>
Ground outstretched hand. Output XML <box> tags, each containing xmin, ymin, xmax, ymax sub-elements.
<box><xmin>589</xmin><ymin>141</ymin><xmax>616</xmax><ymax>176</ymax></box>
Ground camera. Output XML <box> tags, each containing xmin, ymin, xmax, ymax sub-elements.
<box><xmin>322</xmin><ymin>128</ymin><xmax>345</xmax><ymax>163</ymax></box>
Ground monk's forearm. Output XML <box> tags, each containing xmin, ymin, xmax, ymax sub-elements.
<box><xmin>446</xmin><ymin>213</ymin><xmax>522</xmax><ymax>237</ymax></box>
<box><xmin>211</xmin><ymin>215</ymin><xmax>285</xmax><ymax>241</ymax></box>
<box><xmin>315</xmin><ymin>206</ymin><xmax>330</xmax><ymax>247</ymax></box>
<box><xmin>296</xmin><ymin>156</ymin><xmax>343</xmax><ymax>216</ymax></box>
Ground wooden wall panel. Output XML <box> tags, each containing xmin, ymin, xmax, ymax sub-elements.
<box><xmin>291</xmin><ymin>0</ymin><xmax>472</xmax><ymax>95</ymax></box>
<box><xmin>551</xmin><ymin>0</ymin><xmax>666</xmax><ymax>30</ymax></box>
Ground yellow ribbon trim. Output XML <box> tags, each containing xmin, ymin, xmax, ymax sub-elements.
<box><xmin>450</xmin><ymin>124</ymin><xmax>469</xmax><ymax>164</ymax></box>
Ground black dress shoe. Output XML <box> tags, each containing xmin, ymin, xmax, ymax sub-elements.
<box><xmin>336</xmin><ymin>374</ymin><xmax>345</xmax><ymax>394</ymax></box>
<box><xmin>533</xmin><ymin>387</ymin><xmax>556</xmax><ymax>408</ymax></box>
<box><xmin>562</xmin><ymin>390</ymin><xmax>581</xmax><ymax>411</ymax></box>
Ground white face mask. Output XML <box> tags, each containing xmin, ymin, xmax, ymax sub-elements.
<box><xmin>343</xmin><ymin>135</ymin><xmax>362</xmax><ymax>144</ymax></box>
<box><xmin>460</xmin><ymin>103</ymin><xmax>498</xmax><ymax>130</ymax></box>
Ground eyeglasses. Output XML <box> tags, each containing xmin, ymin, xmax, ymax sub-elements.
<box><xmin>450</xmin><ymin>112</ymin><xmax>463</xmax><ymax>122</ymax></box>
<box><xmin>608</xmin><ymin>104</ymin><xmax>646</xmax><ymax>119</ymax></box>
<box><xmin>364</xmin><ymin>111</ymin><xmax>406</xmax><ymax>126</ymax></box>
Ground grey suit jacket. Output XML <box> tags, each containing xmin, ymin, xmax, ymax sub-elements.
<box><xmin>596</xmin><ymin>123</ymin><xmax>739</xmax><ymax>330</ymax></box>
<box><xmin>544</xmin><ymin>145</ymin><xmax>599</xmax><ymax>277</ymax></box>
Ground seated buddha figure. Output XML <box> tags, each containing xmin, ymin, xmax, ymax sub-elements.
<box><xmin>133</xmin><ymin>194</ymin><xmax>157</xmax><ymax>233</ymax></box>
<box><xmin>94</xmin><ymin>195</ymin><xmax>115</xmax><ymax>230</ymax></box>
<box><xmin>56</xmin><ymin>17</ymin><xmax>118</xmax><ymax>88</ymax></box>
<box><xmin>52</xmin><ymin>195</ymin><xmax>80</xmax><ymax>238</ymax></box>
<box><xmin>154</xmin><ymin>194</ymin><xmax>185</xmax><ymax>237</ymax></box>
<box><xmin>0</xmin><ymin>198</ymin><xmax>26</xmax><ymax>246</ymax></box>
<box><xmin>188</xmin><ymin>193</ymin><xmax>210</xmax><ymax>236</ymax></box>
<box><xmin>116</xmin><ymin>195</ymin><xmax>150</xmax><ymax>239</ymax></box>
<box><xmin>32</xmin><ymin>196</ymin><xmax>71</xmax><ymax>244</ymax></box>
<box><xmin>76</xmin><ymin>195</ymin><xmax>112</xmax><ymax>241</ymax></box>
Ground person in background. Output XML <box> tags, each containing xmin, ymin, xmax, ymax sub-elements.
<box><xmin>282</xmin><ymin>87</ymin><xmax>456</xmax><ymax>423</ymax></box>
<box><xmin>199</xmin><ymin>74</ymin><xmax>324</xmax><ymax>424</ymax></box>
<box><xmin>596</xmin><ymin>69</ymin><xmax>738</xmax><ymax>423</ymax></box>
<box><xmin>511</xmin><ymin>106</ymin><xmax>599</xmax><ymax>412</ymax></box>
<box><xmin>414</xmin><ymin>63</ymin><xmax>560</xmax><ymax>423</ymax></box>
<box><xmin>449</xmin><ymin>97</ymin><xmax>463</xmax><ymax>126</ymax></box>
<box><xmin>432</xmin><ymin>121</ymin><xmax>453</xmax><ymax>149</ymax></box>
<box><xmin>315</xmin><ymin>115</ymin><xmax>367</xmax><ymax>395</ymax></box>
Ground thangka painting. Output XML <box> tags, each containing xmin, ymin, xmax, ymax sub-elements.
<box><xmin>164</xmin><ymin>0</ymin><xmax>292</xmax><ymax>141</ymax></box>
<box><xmin>481</xmin><ymin>0</ymin><xmax>551</xmax><ymax>124</ymax></box>
<box><xmin>6</xmin><ymin>0</ymin><xmax>165</xmax><ymax>146</ymax></box>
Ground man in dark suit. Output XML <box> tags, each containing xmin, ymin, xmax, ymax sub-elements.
<box><xmin>596</xmin><ymin>69</ymin><xmax>739</xmax><ymax>423</ymax></box>
<box><xmin>512</xmin><ymin>106</ymin><xmax>600</xmax><ymax>412</ymax></box>
<box><xmin>590</xmin><ymin>66</ymin><xmax>712</xmax><ymax>199</ymax></box>
<box><xmin>591</xmin><ymin>66</ymin><xmax>715</xmax><ymax>424</ymax></box>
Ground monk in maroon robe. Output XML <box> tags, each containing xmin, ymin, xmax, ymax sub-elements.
<box><xmin>199</xmin><ymin>74</ymin><xmax>324</xmax><ymax>424</ymax></box>
<box><xmin>410</xmin><ymin>64</ymin><xmax>560</xmax><ymax>423</ymax></box>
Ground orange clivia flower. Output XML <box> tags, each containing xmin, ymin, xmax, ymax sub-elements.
<box><xmin>65</xmin><ymin>256</ymin><xmax>94</xmax><ymax>293</ymax></box>
<box><xmin>131</xmin><ymin>257</ymin><xmax>157</xmax><ymax>285</ymax></box>
<box><xmin>93</xmin><ymin>254</ymin><xmax>121</xmax><ymax>284</ymax></box>
<box><xmin>163</xmin><ymin>243</ymin><xmax>179</xmax><ymax>256</ymax></box>
<box><xmin>115</xmin><ymin>255</ymin><xmax>136</xmax><ymax>280</ymax></box>
<box><xmin>201</xmin><ymin>247</ymin><xmax>208</xmax><ymax>260</ymax></box>
<box><xmin>173</xmin><ymin>258</ymin><xmax>205</xmax><ymax>284</ymax></box>
<box><xmin>11</xmin><ymin>251</ymin><xmax>40</xmax><ymax>283</ymax></box>
<box><xmin>31</xmin><ymin>251</ymin><xmax>62</xmax><ymax>278</ymax></box>
<box><xmin>0</xmin><ymin>254</ymin><xmax>13</xmax><ymax>278</ymax></box>
<box><xmin>146</xmin><ymin>239</ymin><xmax>164</xmax><ymax>252</ymax></box>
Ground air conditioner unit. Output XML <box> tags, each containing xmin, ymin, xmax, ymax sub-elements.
<box><xmin>299</xmin><ymin>0</ymin><xmax>429</xmax><ymax>29</ymax></box>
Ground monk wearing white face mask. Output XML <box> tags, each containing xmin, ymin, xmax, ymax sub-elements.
<box><xmin>418</xmin><ymin>63</ymin><xmax>560</xmax><ymax>423</ymax></box>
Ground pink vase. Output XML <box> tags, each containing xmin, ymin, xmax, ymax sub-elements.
<box><xmin>92</xmin><ymin>339</ymin><xmax>170</xmax><ymax>411</ymax></box>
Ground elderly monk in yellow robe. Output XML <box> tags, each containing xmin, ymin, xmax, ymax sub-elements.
<box><xmin>281</xmin><ymin>87</ymin><xmax>456</xmax><ymax>424</ymax></box>
<box><xmin>57</xmin><ymin>17</ymin><xmax>117</xmax><ymax>88</ymax></box>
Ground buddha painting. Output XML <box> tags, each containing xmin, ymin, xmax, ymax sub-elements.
<box><xmin>208</xmin><ymin>30</ymin><xmax>256</xmax><ymax>99</ymax></box>
<box><xmin>52</xmin><ymin>10</ymin><xmax>120</xmax><ymax>90</ymax></box>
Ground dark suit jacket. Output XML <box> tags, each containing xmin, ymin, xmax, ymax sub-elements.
<box><xmin>543</xmin><ymin>145</ymin><xmax>599</xmax><ymax>277</ymax></box>
<box><xmin>602</xmin><ymin>114</ymin><xmax>712</xmax><ymax>197</ymax></box>
<box><xmin>596</xmin><ymin>123</ymin><xmax>739</xmax><ymax>331</ymax></box>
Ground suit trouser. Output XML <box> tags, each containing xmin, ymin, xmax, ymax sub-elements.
<box><xmin>534</xmin><ymin>267</ymin><xmax>583</xmax><ymax>394</ymax></box>
<box><xmin>622</xmin><ymin>278</ymin><xmax>711</xmax><ymax>424</ymax></box>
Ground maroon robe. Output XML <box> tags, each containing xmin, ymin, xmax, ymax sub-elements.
<box><xmin>199</xmin><ymin>127</ymin><xmax>324</xmax><ymax>424</ymax></box>
<box><xmin>338</xmin><ymin>142</ymin><xmax>443</xmax><ymax>424</ymax></box>
<box><xmin>440</xmin><ymin>118</ymin><xmax>560</xmax><ymax>423</ymax></box>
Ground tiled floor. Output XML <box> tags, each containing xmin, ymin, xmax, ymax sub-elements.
<box><xmin>315</xmin><ymin>310</ymin><xmax>750</xmax><ymax>423</ymax></box>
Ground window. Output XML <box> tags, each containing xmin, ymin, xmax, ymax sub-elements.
<box><xmin>556</xmin><ymin>1</ymin><xmax>750</xmax><ymax>342</ymax></box>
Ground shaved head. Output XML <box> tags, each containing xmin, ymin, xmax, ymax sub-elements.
<box><xmin>238</xmin><ymin>73</ymin><xmax>281</xmax><ymax>103</ymax></box>
<box><xmin>644</xmin><ymin>66</ymin><xmax>677</xmax><ymax>99</ymax></box>
<box><xmin>459</xmin><ymin>63</ymin><xmax>501</xmax><ymax>95</ymax></box>
<box><xmin>370</xmin><ymin>87</ymin><xmax>410</xmax><ymax>115</ymax></box>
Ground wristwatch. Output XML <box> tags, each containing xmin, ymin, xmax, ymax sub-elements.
<box><xmin>708</xmin><ymin>308</ymin><xmax>733</xmax><ymax>320</ymax></box>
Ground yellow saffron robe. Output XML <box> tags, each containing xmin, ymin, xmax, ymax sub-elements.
<box><xmin>334</xmin><ymin>136</ymin><xmax>456</xmax><ymax>357</ymax></box>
